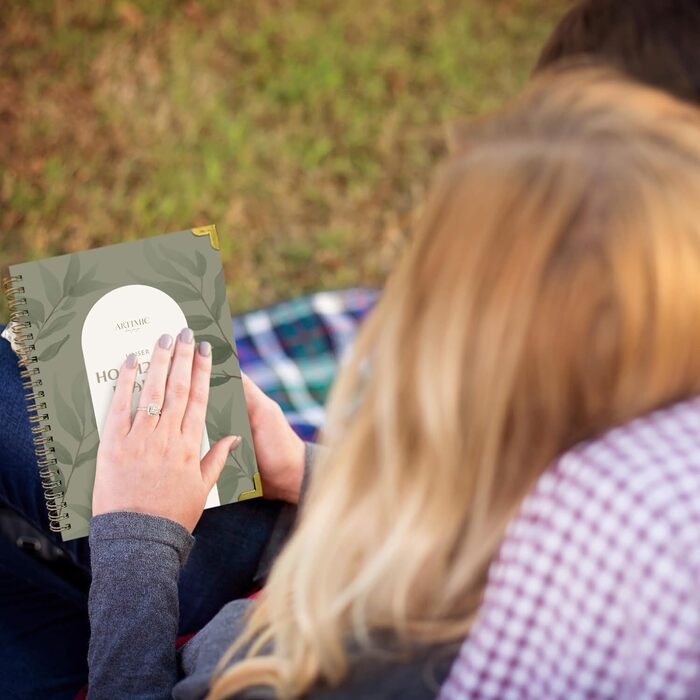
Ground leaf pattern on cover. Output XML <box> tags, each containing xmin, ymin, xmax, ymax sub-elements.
<box><xmin>75</xmin><ymin>442</ymin><xmax>99</xmax><ymax>468</ymax></box>
<box><xmin>155</xmin><ymin>280</ymin><xmax>201</xmax><ymax>302</ymax></box>
<box><xmin>63</xmin><ymin>254</ymin><xmax>80</xmax><ymax>295</ymax></box>
<box><xmin>240</xmin><ymin>436</ymin><xmax>256</xmax><ymax>477</ymax></box>
<box><xmin>162</xmin><ymin>245</ymin><xmax>199</xmax><ymax>277</ymax></box>
<box><xmin>140</xmin><ymin>239</ymin><xmax>237</xmax><ymax>361</ymax></box>
<box><xmin>35</xmin><ymin>260</ymin><xmax>110</xmax><ymax>348</ymax></box>
<box><xmin>53</xmin><ymin>371</ymin><xmax>99</xmax><ymax>499</ymax></box>
<box><xmin>53</xmin><ymin>379</ymin><xmax>82</xmax><ymax>441</ymax></box>
<box><xmin>218</xmin><ymin>470</ymin><xmax>254</xmax><ymax>499</ymax></box>
<box><xmin>209</xmin><ymin>374</ymin><xmax>233</xmax><ymax>387</ymax></box>
<box><xmin>38</xmin><ymin>264</ymin><xmax>62</xmax><ymax>306</ymax></box>
<box><xmin>210</xmin><ymin>390</ymin><xmax>233</xmax><ymax>440</ymax></box>
<box><xmin>71</xmin><ymin>377</ymin><xmax>88</xmax><ymax>417</ymax></box>
<box><xmin>71</xmin><ymin>276</ymin><xmax>111</xmax><ymax>296</ymax></box>
<box><xmin>38</xmin><ymin>335</ymin><xmax>69</xmax><ymax>362</ymax></box>
<box><xmin>196</xmin><ymin>333</ymin><xmax>233</xmax><ymax>365</ymax></box>
<box><xmin>143</xmin><ymin>242</ymin><xmax>188</xmax><ymax>283</ymax></box>
<box><xmin>51</xmin><ymin>440</ymin><xmax>73</xmax><ymax>467</ymax></box>
<box><xmin>42</xmin><ymin>312</ymin><xmax>75</xmax><ymax>337</ymax></box>
<box><xmin>25</xmin><ymin>297</ymin><xmax>45</xmax><ymax>324</ymax></box>
<box><xmin>195</xmin><ymin>251</ymin><xmax>207</xmax><ymax>276</ymax></box>
<box><xmin>185</xmin><ymin>314</ymin><xmax>213</xmax><ymax>331</ymax></box>
<box><xmin>211</xmin><ymin>267</ymin><xmax>225</xmax><ymax>321</ymax></box>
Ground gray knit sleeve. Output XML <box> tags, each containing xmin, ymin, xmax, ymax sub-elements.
<box><xmin>253</xmin><ymin>441</ymin><xmax>320</xmax><ymax>584</ymax></box>
<box><xmin>86</xmin><ymin>444</ymin><xmax>320</xmax><ymax>698</ymax></box>
<box><xmin>87</xmin><ymin>510</ymin><xmax>195</xmax><ymax>700</ymax></box>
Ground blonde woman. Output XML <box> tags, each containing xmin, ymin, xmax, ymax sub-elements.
<box><xmin>84</xmin><ymin>68</ymin><xmax>700</xmax><ymax>699</ymax></box>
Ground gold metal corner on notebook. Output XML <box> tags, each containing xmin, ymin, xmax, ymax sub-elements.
<box><xmin>191</xmin><ymin>225</ymin><xmax>220</xmax><ymax>250</ymax></box>
<box><xmin>237</xmin><ymin>472</ymin><xmax>263</xmax><ymax>501</ymax></box>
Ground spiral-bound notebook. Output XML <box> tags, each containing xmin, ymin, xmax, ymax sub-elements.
<box><xmin>2</xmin><ymin>226</ymin><xmax>261</xmax><ymax>541</ymax></box>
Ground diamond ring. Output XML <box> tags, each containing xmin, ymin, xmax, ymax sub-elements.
<box><xmin>136</xmin><ymin>402</ymin><xmax>162</xmax><ymax>416</ymax></box>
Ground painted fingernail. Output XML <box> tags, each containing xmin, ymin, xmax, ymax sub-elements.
<box><xmin>179</xmin><ymin>327</ymin><xmax>194</xmax><ymax>344</ymax></box>
<box><xmin>229</xmin><ymin>436</ymin><xmax>242</xmax><ymax>453</ymax></box>
<box><xmin>159</xmin><ymin>333</ymin><xmax>173</xmax><ymax>349</ymax></box>
<box><xmin>198</xmin><ymin>341</ymin><xmax>211</xmax><ymax>357</ymax></box>
<box><xmin>126</xmin><ymin>353</ymin><xmax>137</xmax><ymax>368</ymax></box>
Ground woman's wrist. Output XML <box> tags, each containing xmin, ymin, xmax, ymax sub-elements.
<box><xmin>261</xmin><ymin>436</ymin><xmax>305</xmax><ymax>504</ymax></box>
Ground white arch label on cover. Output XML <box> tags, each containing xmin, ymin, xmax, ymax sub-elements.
<box><xmin>81</xmin><ymin>284</ymin><xmax>219</xmax><ymax>508</ymax></box>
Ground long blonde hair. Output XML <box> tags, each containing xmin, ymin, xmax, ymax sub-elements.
<box><xmin>210</xmin><ymin>69</ymin><xmax>700</xmax><ymax>698</ymax></box>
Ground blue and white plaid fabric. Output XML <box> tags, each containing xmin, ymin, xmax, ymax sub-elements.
<box><xmin>234</xmin><ymin>287</ymin><xmax>379</xmax><ymax>441</ymax></box>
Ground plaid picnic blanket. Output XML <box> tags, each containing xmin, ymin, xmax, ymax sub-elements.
<box><xmin>234</xmin><ymin>287</ymin><xmax>379</xmax><ymax>441</ymax></box>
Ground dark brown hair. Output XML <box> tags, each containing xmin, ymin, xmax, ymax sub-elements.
<box><xmin>535</xmin><ymin>0</ymin><xmax>700</xmax><ymax>106</ymax></box>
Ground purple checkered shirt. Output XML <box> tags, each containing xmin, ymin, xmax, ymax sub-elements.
<box><xmin>439</xmin><ymin>396</ymin><xmax>700</xmax><ymax>699</ymax></box>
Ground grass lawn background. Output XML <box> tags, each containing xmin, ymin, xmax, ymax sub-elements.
<box><xmin>1</xmin><ymin>0</ymin><xmax>568</xmax><ymax>322</ymax></box>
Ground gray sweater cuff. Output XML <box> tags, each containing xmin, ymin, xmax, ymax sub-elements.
<box><xmin>88</xmin><ymin>511</ymin><xmax>194</xmax><ymax>697</ymax></box>
<box><xmin>90</xmin><ymin>510</ymin><xmax>195</xmax><ymax>567</ymax></box>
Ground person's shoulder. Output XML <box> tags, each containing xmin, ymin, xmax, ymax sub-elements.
<box><xmin>301</xmin><ymin>643</ymin><xmax>458</xmax><ymax>700</ymax></box>
<box><xmin>445</xmin><ymin>397</ymin><xmax>700</xmax><ymax>699</ymax></box>
<box><xmin>176</xmin><ymin>599</ymin><xmax>255</xmax><ymax>699</ymax></box>
<box><xmin>554</xmin><ymin>395</ymin><xmax>700</xmax><ymax>552</ymax></box>
<box><xmin>507</xmin><ymin>395</ymin><xmax>700</xmax><ymax>585</ymax></box>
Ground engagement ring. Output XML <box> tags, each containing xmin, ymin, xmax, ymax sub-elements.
<box><xmin>136</xmin><ymin>402</ymin><xmax>162</xmax><ymax>416</ymax></box>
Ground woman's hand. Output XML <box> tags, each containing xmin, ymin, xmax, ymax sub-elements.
<box><xmin>93</xmin><ymin>329</ymin><xmax>240</xmax><ymax>533</ymax></box>
<box><xmin>241</xmin><ymin>372</ymin><xmax>305</xmax><ymax>504</ymax></box>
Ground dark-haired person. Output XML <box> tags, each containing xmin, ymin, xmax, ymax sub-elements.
<box><xmin>437</xmin><ymin>3</ymin><xmax>700</xmax><ymax>696</ymax></box>
<box><xmin>534</xmin><ymin>0</ymin><xmax>700</xmax><ymax>104</ymax></box>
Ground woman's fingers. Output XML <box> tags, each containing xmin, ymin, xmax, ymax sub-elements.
<box><xmin>181</xmin><ymin>340</ymin><xmax>213</xmax><ymax>439</ymax></box>
<box><xmin>162</xmin><ymin>328</ymin><xmax>195</xmax><ymax>428</ymax></box>
<box><xmin>241</xmin><ymin>371</ymin><xmax>268</xmax><ymax>420</ymax></box>
<box><xmin>130</xmin><ymin>333</ymin><xmax>174</xmax><ymax>433</ymax></box>
<box><xmin>102</xmin><ymin>353</ymin><xmax>139</xmax><ymax>437</ymax></box>
<box><xmin>201</xmin><ymin>435</ymin><xmax>241</xmax><ymax>489</ymax></box>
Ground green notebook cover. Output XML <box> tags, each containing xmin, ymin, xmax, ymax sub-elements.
<box><xmin>4</xmin><ymin>226</ymin><xmax>261</xmax><ymax>541</ymax></box>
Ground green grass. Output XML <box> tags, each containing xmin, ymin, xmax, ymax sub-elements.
<box><xmin>1</xmin><ymin>0</ymin><xmax>567</xmax><ymax>321</ymax></box>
